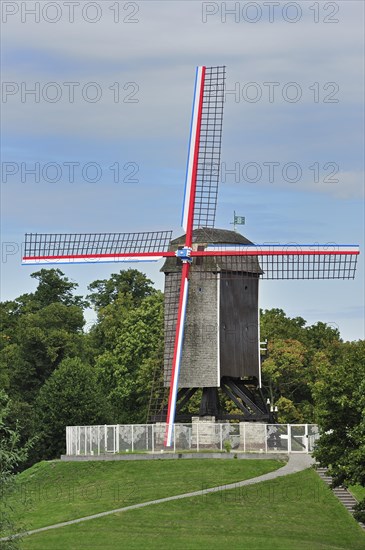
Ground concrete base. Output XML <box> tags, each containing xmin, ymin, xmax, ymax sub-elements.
<box><xmin>61</xmin><ymin>452</ymin><xmax>289</xmax><ymax>462</ymax></box>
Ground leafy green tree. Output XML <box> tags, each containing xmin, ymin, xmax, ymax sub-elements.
<box><xmin>87</xmin><ymin>269</ymin><xmax>155</xmax><ymax>311</ymax></box>
<box><xmin>0</xmin><ymin>270</ymin><xmax>87</xmax><ymax>402</ymax></box>
<box><xmin>261</xmin><ymin>338</ymin><xmax>310</xmax><ymax>422</ymax></box>
<box><xmin>35</xmin><ymin>358</ymin><xmax>112</xmax><ymax>459</ymax></box>
<box><xmin>0</xmin><ymin>391</ymin><xmax>32</xmax><ymax>547</ymax></box>
<box><xmin>30</xmin><ymin>268</ymin><xmax>87</xmax><ymax>309</ymax></box>
<box><xmin>3</xmin><ymin>303</ymin><xmax>86</xmax><ymax>402</ymax></box>
<box><xmin>275</xmin><ymin>396</ymin><xmax>304</xmax><ymax>423</ymax></box>
<box><xmin>305</xmin><ymin>321</ymin><xmax>341</xmax><ymax>351</ymax></box>
<box><xmin>96</xmin><ymin>292</ymin><xmax>164</xmax><ymax>423</ymax></box>
<box><xmin>312</xmin><ymin>340</ymin><xmax>365</xmax><ymax>518</ymax></box>
<box><xmin>260</xmin><ymin>308</ymin><xmax>306</xmax><ymax>342</ymax></box>
<box><xmin>260</xmin><ymin>310</ymin><xmax>343</xmax><ymax>422</ymax></box>
<box><xmin>87</xmin><ymin>269</ymin><xmax>158</xmax><ymax>356</ymax></box>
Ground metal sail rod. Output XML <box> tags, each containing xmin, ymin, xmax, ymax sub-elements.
<box><xmin>164</xmin><ymin>262</ymin><xmax>190</xmax><ymax>447</ymax></box>
<box><xmin>193</xmin><ymin>245</ymin><xmax>360</xmax><ymax>256</ymax></box>
<box><xmin>22</xmin><ymin>251</ymin><xmax>176</xmax><ymax>265</ymax></box>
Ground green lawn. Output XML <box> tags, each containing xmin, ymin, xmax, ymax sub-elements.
<box><xmin>6</xmin><ymin>458</ymin><xmax>283</xmax><ymax>532</ymax></box>
<box><xmin>349</xmin><ymin>484</ymin><xmax>365</xmax><ymax>502</ymax></box>
<box><xmin>19</xmin><ymin>468</ymin><xmax>365</xmax><ymax>550</ymax></box>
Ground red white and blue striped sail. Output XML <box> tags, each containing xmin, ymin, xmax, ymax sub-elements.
<box><xmin>182</xmin><ymin>66</ymin><xmax>225</xmax><ymax>231</ymax></box>
<box><xmin>22</xmin><ymin>231</ymin><xmax>174</xmax><ymax>265</ymax></box>
<box><xmin>204</xmin><ymin>244</ymin><xmax>360</xmax><ymax>256</ymax></box>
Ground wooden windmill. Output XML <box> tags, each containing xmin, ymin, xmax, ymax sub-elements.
<box><xmin>22</xmin><ymin>66</ymin><xmax>359</xmax><ymax>447</ymax></box>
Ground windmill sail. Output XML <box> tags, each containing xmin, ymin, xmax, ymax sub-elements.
<box><xmin>22</xmin><ymin>231</ymin><xmax>173</xmax><ymax>264</ymax></box>
<box><xmin>194</xmin><ymin>243</ymin><xmax>359</xmax><ymax>279</ymax></box>
<box><xmin>182</xmin><ymin>66</ymin><xmax>226</xmax><ymax>231</ymax></box>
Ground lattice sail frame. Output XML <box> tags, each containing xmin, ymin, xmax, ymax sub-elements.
<box><xmin>22</xmin><ymin>65</ymin><xmax>360</xmax><ymax>448</ymax></box>
<box><xmin>193</xmin><ymin>244</ymin><xmax>359</xmax><ymax>279</ymax></box>
<box><xmin>192</xmin><ymin>66</ymin><xmax>225</xmax><ymax>229</ymax></box>
<box><xmin>23</xmin><ymin>236</ymin><xmax>359</xmax><ymax>280</ymax></box>
<box><xmin>23</xmin><ymin>231</ymin><xmax>173</xmax><ymax>264</ymax></box>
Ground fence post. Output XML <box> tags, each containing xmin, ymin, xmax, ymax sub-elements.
<box><xmin>174</xmin><ymin>425</ymin><xmax>176</xmax><ymax>453</ymax></box>
<box><xmin>264</xmin><ymin>424</ymin><xmax>268</xmax><ymax>454</ymax></box>
<box><xmin>98</xmin><ymin>426</ymin><xmax>100</xmax><ymax>456</ymax></box>
<box><xmin>131</xmin><ymin>425</ymin><xmax>134</xmax><ymax>453</ymax></box>
<box><xmin>288</xmin><ymin>424</ymin><xmax>290</xmax><ymax>454</ymax></box>
<box><xmin>305</xmin><ymin>424</ymin><xmax>308</xmax><ymax>453</ymax></box>
<box><xmin>152</xmin><ymin>424</ymin><xmax>154</xmax><ymax>453</ymax></box>
<box><xmin>220</xmin><ymin>423</ymin><xmax>223</xmax><ymax>451</ymax></box>
<box><xmin>243</xmin><ymin>422</ymin><xmax>246</xmax><ymax>452</ymax></box>
<box><xmin>197</xmin><ymin>423</ymin><xmax>199</xmax><ymax>453</ymax></box>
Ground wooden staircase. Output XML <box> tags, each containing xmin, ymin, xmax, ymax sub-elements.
<box><xmin>316</xmin><ymin>467</ymin><xmax>365</xmax><ymax>530</ymax></box>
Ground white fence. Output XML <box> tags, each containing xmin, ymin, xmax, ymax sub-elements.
<box><xmin>66</xmin><ymin>423</ymin><xmax>319</xmax><ymax>455</ymax></box>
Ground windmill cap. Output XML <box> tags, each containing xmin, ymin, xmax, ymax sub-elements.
<box><xmin>170</xmin><ymin>227</ymin><xmax>254</xmax><ymax>246</ymax></box>
<box><xmin>161</xmin><ymin>227</ymin><xmax>263</xmax><ymax>275</ymax></box>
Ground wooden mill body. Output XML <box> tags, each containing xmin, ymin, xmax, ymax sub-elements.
<box><xmin>162</xmin><ymin>228</ymin><xmax>262</xmax><ymax>390</ymax></box>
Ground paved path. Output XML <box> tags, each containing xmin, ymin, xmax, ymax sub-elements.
<box><xmin>1</xmin><ymin>454</ymin><xmax>314</xmax><ymax>542</ymax></box>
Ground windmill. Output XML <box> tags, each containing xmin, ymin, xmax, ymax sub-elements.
<box><xmin>22</xmin><ymin>65</ymin><xmax>359</xmax><ymax>447</ymax></box>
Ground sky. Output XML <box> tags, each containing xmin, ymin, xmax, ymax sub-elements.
<box><xmin>1</xmin><ymin>0</ymin><xmax>364</xmax><ymax>341</ymax></box>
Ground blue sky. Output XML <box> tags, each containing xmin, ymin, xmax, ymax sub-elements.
<box><xmin>1</xmin><ymin>0</ymin><xmax>364</xmax><ymax>340</ymax></box>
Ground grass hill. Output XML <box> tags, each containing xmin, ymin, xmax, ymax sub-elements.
<box><xmin>4</xmin><ymin>458</ymin><xmax>365</xmax><ymax>549</ymax></box>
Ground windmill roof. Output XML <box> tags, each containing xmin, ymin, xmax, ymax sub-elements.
<box><xmin>162</xmin><ymin>227</ymin><xmax>263</xmax><ymax>275</ymax></box>
<box><xmin>170</xmin><ymin>228</ymin><xmax>254</xmax><ymax>246</ymax></box>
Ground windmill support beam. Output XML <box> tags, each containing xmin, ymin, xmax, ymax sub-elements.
<box><xmin>175</xmin><ymin>387</ymin><xmax>198</xmax><ymax>414</ymax></box>
<box><xmin>224</xmin><ymin>379</ymin><xmax>267</xmax><ymax>417</ymax></box>
<box><xmin>220</xmin><ymin>384</ymin><xmax>253</xmax><ymax>419</ymax></box>
<box><xmin>199</xmin><ymin>387</ymin><xmax>220</xmax><ymax>417</ymax></box>
<box><xmin>221</xmin><ymin>379</ymin><xmax>271</xmax><ymax>421</ymax></box>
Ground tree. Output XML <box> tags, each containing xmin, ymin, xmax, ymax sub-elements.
<box><xmin>0</xmin><ymin>391</ymin><xmax>32</xmax><ymax>547</ymax></box>
<box><xmin>259</xmin><ymin>310</ymin><xmax>343</xmax><ymax>422</ymax></box>
<box><xmin>87</xmin><ymin>269</ymin><xmax>155</xmax><ymax>311</ymax></box>
<box><xmin>35</xmin><ymin>358</ymin><xmax>112</xmax><ymax>459</ymax></box>
<box><xmin>2</xmin><ymin>302</ymin><xmax>86</xmax><ymax>402</ymax></box>
<box><xmin>260</xmin><ymin>308</ymin><xmax>306</xmax><ymax>342</ymax></box>
<box><xmin>312</xmin><ymin>340</ymin><xmax>365</xmax><ymax>519</ymax></box>
<box><xmin>30</xmin><ymin>268</ymin><xmax>87</xmax><ymax>309</ymax></box>
<box><xmin>96</xmin><ymin>292</ymin><xmax>164</xmax><ymax>423</ymax></box>
<box><xmin>0</xmin><ymin>270</ymin><xmax>87</xmax><ymax>402</ymax></box>
<box><xmin>261</xmin><ymin>338</ymin><xmax>310</xmax><ymax>422</ymax></box>
<box><xmin>87</xmin><ymin>269</ymin><xmax>158</xmax><ymax>355</ymax></box>
<box><xmin>305</xmin><ymin>321</ymin><xmax>341</xmax><ymax>352</ymax></box>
